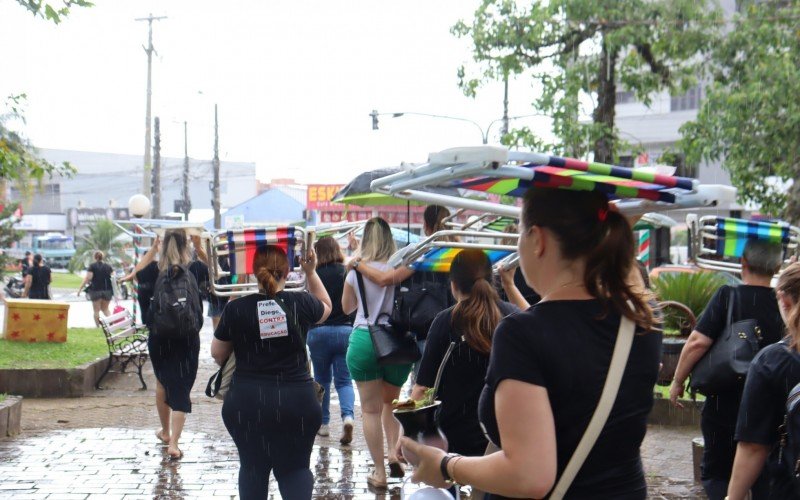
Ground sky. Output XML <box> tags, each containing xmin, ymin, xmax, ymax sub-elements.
<box><xmin>1</xmin><ymin>0</ymin><xmax>550</xmax><ymax>185</ymax></box>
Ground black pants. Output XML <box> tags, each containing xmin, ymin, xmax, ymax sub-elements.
<box><xmin>222</xmin><ymin>374</ymin><xmax>322</xmax><ymax>500</ymax></box>
<box><xmin>702</xmin><ymin>394</ymin><xmax>768</xmax><ymax>500</ymax></box>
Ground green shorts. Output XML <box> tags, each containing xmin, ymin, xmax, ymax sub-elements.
<box><xmin>346</xmin><ymin>327</ymin><xmax>413</xmax><ymax>387</ymax></box>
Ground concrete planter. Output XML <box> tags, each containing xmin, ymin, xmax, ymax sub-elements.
<box><xmin>0</xmin><ymin>358</ymin><xmax>109</xmax><ymax>398</ymax></box>
<box><xmin>648</xmin><ymin>396</ymin><xmax>703</xmax><ymax>427</ymax></box>
<box><xmin>0</xmin><ymin>395</ymin><xmax>22</xmax><ymax>437</ymax></box>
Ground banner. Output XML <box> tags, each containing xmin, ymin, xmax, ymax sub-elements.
<box><xmin>306</xmin><ymin>184</ymin><xmax>345</xmax><ymax>210</ymax></box>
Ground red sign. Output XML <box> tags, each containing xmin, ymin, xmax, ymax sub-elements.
<box><xmin>307</xmin><ymin>184</ymin><xmax>345</xmax><ymax>210</ymax></box>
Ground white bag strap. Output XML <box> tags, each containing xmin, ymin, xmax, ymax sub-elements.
<box><xmin>549</xmin><ymin>313</ymin><xmax>637</xmax><ymax>500</ymax></box>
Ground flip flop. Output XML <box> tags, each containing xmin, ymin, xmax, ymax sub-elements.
<box><xmin>167</xmin><ymin>447</ymin><xmax>183</xmax><ymax>460</ymax></box>
<box><xmin>155</xmin><ymin>430</ymin><xmax>169</xmax><ymax>445</ymax></box>
<box><xmin>367</xmin><ymin>471</ymin><xmax>387</xmax><ymax>490</ymax></box>
<box><xmin>388</xmin><ymin>461</ymin><xmax>405</xmax><ymax>478</ymax></box>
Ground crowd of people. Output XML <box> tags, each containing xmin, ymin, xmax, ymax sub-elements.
<box><xmin>15</xmin><ymin>189</ymin><xmax>800</xmax><ymax>500</ymax></box>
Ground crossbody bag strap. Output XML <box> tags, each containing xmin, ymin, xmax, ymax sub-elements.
<box><xmin>548</xmin><ymin>313</ymin><xmax>637</xmax><ymax>500</ymax></box>
<box><xmin>726</xmin><ymin>286</ymin><xmax>736</xmax><ymax>328</ymax></box>
<box><xmin>354</xmin><ymin>271</ymin><xmax>370</xmax><ymax>320</ymax></box>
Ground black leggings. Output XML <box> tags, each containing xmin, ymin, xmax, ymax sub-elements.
<box><xmin>222</xmin><ymin>375</ymin><xmax>322</xmax><ymax>500</ymax></box>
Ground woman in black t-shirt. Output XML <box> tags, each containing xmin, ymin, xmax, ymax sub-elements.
<box><xmin>211</xmin><ymin>244</ymin><xmax>332</xmax><ymax>500</ymax></box>
<box><xmin>23</xmin><ymin>254</ymin><xmax>51</xmax><ymax>300</ymax></box>
<box><xmin>669</xmin><ymin>239</ymin><xmax>784</xmax><ymax>500</ymax></box>
<box><xmin>78</xmin><ymin>251</ymin><xmax>114</xmax><ymax>326</ymax></box>
<box><xmin>411</xmin><ymin>249</ymin><xmax>519</xmax><ymax>457</ymax></box>
<box><xmin>401</xmin><ymin>188</ymin><xmax>659</xmax><ymax>499</ymax></box>
<box><xmin>307</xmin><ymin>236</ymin><xmax>356</xmax><ymax>444</ymax></box>
<box><xmin>728</xmin><ymin>263</ymin><xmax>800</xmax><ymax>500</ymax></box>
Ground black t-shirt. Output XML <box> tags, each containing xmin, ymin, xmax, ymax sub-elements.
<box><xmin>416</xmin><ymin>301</ymin><xmax>519</xmax><ymax>455</ymax></box>
<box><xmin>478</xmin><ymin>300</ymin><xmax>661</xmax><ymax>499</ymax></box>
<box><xmin>88</xmin><ymin>262</ymin><xmax>113</xmax><ymax>292</ymax></box>
<box><xmin>496</xmin><ymin>268</ymin><xmax>541</xmax><ymax>306</ymax></box>
<box><xmin>316</xmin><ymin>262</ymin><xmax>353</xmax><ymax>327</ymax></box>
<box><xmin>695</xmin><ymin>285</ymin><xmax>785</xmax><ymax>424</ymax></box>
<box><xmin>736</xmin><ymin>342</ymin><xmax>800</xmax><ymax>500</ymax></box>
<box><xmin>214</xmin><ymin>291</ymin><xmax>324</xmax><ymax>381</ymax></box>
<box><xmin>28</xmin><ymin>266</ymin><xmax>51</xmax><ymax>298</ymax></box>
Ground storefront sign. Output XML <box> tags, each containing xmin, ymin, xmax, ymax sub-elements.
<box><xmin>306</xmin><ymin>184</ymin><xmax>345</xmax><ymax>210</ymax></box>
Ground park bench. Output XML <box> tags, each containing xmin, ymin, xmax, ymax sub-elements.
<box><xmin>96</xmin><ymin>310</ymin><xmax>149</xmax><ymax>390</ymax></box>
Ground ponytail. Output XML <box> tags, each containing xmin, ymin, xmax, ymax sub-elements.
<box><xmin>449</xmin><ymin>249</ymin><xmax>501</xmax><ymax>355</ymax></box>
<box><xmin>777</xmin><ymin>263</ymin><xmax>800</xmax><ymax>350</ymax></box>
<box><xmin>253</xmin><ymin>245</ymin><xmax>289</xmax><ymax>298</ymax></box>
<box><xmin>521</xmin><ymin>187</ymin><xmax>655</xmax><ymax>331</ymax></box>
<box><xmin>452</xmin><ymin>278</ymin><xmax>501</xmax><ymax>355</ymax></box>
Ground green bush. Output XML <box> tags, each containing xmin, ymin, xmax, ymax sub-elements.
<box><xmin>652</xmin><ymin>272</ymin><xmax>727</xmax><ymax>333</ymax></box>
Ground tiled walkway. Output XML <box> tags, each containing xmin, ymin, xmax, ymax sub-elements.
<box><xmin>0</xmin><ymin>306</ymin><xmax>706</xmax><ymax>499</ymax></box>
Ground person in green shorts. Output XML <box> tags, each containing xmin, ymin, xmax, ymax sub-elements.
<box><xmin>342</xmin><ymin>217</ymin><xmax>412</xmax><ymax>489</ymax></box>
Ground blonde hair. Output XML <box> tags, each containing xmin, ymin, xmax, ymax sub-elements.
<box><xmin>253</xmin><ymin>245</ymin><xmax>289</xmax><ymax>298</ymax></box>
<box><xmin>777</xmin><ymin>263</ymin><xmax>800</xmax><ymax>350</ymax></box>
<box><xmin>94</xmin><ymin>251</ymin><xmax>104</xmax><ymax>261</ymax></box>
<box><xmin>360</xmin><ymin>217</ymin><xmax>396</xmax><ymax>263</ymax></box>
<box><xmin>158</xmin><ymin>229</ymin><xmax>192</xmax><ymax>272</ymax></box>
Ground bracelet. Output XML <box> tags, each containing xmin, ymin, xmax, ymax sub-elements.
<box><xmin>450</xmin><ymin>455</ymin><xmax>464</xmax><ymax>485</ymax></box>
<box><xmin>440</xmin><ymin>453</ymin><xmax>460</xmax><ymax>484</ymax></box>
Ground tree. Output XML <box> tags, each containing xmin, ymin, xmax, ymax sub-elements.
<box><xmin>452</xmin><ymin>0</ymin><xmax>722</xmax><ymax>162</ymax></box>
<box><xmin>0</xmin><ymin>203</ymin><xmax>24</xmax><ymax>279</ymax></box>
<box><xmin>15</xmin><ymin>0</ymin><xmax>93</xmax><ymax>24</ymax></box>
<box><xmin>680</xmin><ymin>0</ymin><xmax>800</xmax><ymax>222</ymax></box>
<box><xmin>69</xmin><ymin>219</ymin><xmax>127</xmax><ymax>273</ymax></box>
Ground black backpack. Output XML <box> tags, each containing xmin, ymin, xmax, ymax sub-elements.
<box><xmin>780</xmin><ymin>344</ymin><xmax>800</xmax><ymax>494</ymax></box>
<box><xmin>391</xmin><ymin>276</ymin><xmax>453</xmax><ymax>337</ymax></box>
<box><xmin>149</xmin><ymin>264</ymin><xmax>203</xmax><ymax>338</ymax></box>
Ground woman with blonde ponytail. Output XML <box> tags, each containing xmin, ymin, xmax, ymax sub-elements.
<box><xmin>408</xmin><ymin>249</ymin><xmax>520</xmax><ymax>458</ymax></box>
<box><xmin>210</xmin><ymin>245</ymin><xmax>332</xmax><ymax>499</ymax></box>
<box><xmin>728</xmin><ymin>263</ymin><xmax>800</xmax><ymax>500</ymax></box>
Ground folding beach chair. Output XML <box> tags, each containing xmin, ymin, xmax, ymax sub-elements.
<box><xmin>207</xmin><ymin>225</ymin><xmax>307</xmax><ymax>297</ymax></box>
<box><xmin>687</xmin><ymin>215</ymin><xmax>800</xmax><ymax>276</ymax></box>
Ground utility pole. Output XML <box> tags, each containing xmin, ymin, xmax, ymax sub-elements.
<box><xmin>151</xmin><ymin>117</ymin><xmax>161</xmax><ymax>218</ymax></box>
<box><xmin>502</xmin><ymin>70</ymin><xmax>510</xmax><ymax>137</ymax></box>
<box><xmin>212</xmin><ymin>104</ymin><xmax>221</xmax><ymax>229</ymax></box>
<box><xmin>182</xmin><ymin>121</ymin><xmax>191</xmax><ymax>221</ymax></box>
<box><xmin>135</xmin><ymin>13</ymin><xmax>166</xmax><ymax>200</ymax></box>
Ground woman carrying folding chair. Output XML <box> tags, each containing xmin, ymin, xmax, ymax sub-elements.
<box><xmin>402</xmin><ymin>187</ymin><xmax>660</xmax><ymax>499</ymax></box>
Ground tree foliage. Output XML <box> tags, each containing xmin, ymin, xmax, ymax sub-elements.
<box><xmin>680</xmin><ymin>0</ymin><xmax>800</xmax><ymax>222</ymax></box>
<box><xmin>15</xmin><ymin>0</ymin><xmax>93</xmax><ymax>24</ymax></box>
<box><xmin>0</xmin><ymin>203</ymin><xmax>24</xmax><ymax>279</ymax></box>
<box><xmin>69</xmin><ymin>219</ymin><xmax>127</xmax><ymax>273</ymax></box>
<box><xmin>453</xmin><ymin>0</ymin><xmax>722</xmax><ymax>162</ymax></box>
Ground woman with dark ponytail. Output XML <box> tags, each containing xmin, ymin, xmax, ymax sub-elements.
<box><xmin>402</xmin><ymin>187</ymin><xmax>660</xmax><ymax>499</ymax></box>
<box><xmin>410</xmin><ymin>249</ymin><xmax>519</xmax><ymax>458</ymax></box>
<box><xmin>211</xmin><ymin>245</ymin><xmax>332</xmax><ymax>500</ymax></box>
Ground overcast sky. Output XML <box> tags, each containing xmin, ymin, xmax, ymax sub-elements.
<box><xmin>1</xmin><ymin>0</ymin><xmax>549</xmax><ymax>185</ymax></box>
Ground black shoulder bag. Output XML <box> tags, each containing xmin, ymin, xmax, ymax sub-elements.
<box><xmin>690</xmin><ymin>287</ymin><xmax>762</xmax><ymax>395</ymax></box>
<box><xmin>355</xmin><ymin>271</ymin><xmax>420</xmax><ymax>366</ymax></box>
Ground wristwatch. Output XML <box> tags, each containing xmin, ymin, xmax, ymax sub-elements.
<box><xmin>352</xmin><ymin>259</ymin><xmax>361</xmax><ymax>270</ymax></box>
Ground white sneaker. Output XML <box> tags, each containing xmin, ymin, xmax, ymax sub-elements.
<box><xmin>317</xmin><ymin>424</ymin><xmax>330</xmax><ymax>437</ymax></box>
<box><xmin>340</xmin><ymin>416</ymin><xmax>354</xmax><ymax>445</ymax></box>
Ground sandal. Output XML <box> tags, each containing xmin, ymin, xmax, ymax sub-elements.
<box><xmin>367</xmin><ymin>470</ymin><xmax>387</xmax><ymax>490</ymax></box>
<box><xmin>388</xmin><ymin>461</ymin><xmax>405</xmax><ymax>478</ymax></box>
<box><xmin>167</xmin><ymin>446</ymin><xmax>183</xmax><ymax>460</ymax></box>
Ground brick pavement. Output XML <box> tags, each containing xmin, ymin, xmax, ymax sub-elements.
<box><xmin>1</xmin><ymin>321</ymin><xmax>706</xmax><ymax>499</ymax></box>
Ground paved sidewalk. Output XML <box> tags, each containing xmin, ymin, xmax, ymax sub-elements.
<box><xmin>0</xmin><ymin>320</ymin><xmax>706</xmax><ymax>499</ymax></box>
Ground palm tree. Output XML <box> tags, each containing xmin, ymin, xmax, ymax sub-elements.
<box><xmin>68</xmin><ymin>219</ymin><xmax>128</xmax><ymax>273</ymax></box>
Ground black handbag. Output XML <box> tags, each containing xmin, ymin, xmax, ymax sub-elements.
<box><xmin>355</xmin><ymin>271</ymin><xmax>421</xmax><ymax>366</ymax></box>
<box><xmin>690</xmin><ymin>287</ymin><xmax>762</xmax><ymax>395</ymax></box>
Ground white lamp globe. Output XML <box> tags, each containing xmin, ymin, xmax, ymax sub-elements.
<box><xmin>128</xmin><ymin>194</ymin><xmax>151</xmax><ymax>218</ymax></box>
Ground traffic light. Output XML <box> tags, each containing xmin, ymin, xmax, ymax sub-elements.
<box><xmin>370</xmin><ymin>109</ymin><xmax>379</xmax><ymax>130</ymax></box>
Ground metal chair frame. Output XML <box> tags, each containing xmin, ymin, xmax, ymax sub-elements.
<box><xmin>388</xmin><ymin>229</ymin><xmax>518</xmax><ymax>271</ymax></box>
<box><xmin>687</xmin><ymin>214</ymin><xmax>800</xmax><ymax>275</ymax></box>
<box><xmin>207</xmin><ymin>226</ymin><xmax>308</xmax><ymax>297</ymax></box>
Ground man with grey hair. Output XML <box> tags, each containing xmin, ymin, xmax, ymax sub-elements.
<box><xmin>668</xmin><ymin>239</ymin><xmax>785</xmax><ymax>500</ymax></box>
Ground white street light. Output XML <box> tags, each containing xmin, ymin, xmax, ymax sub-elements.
<box><xmin>128</xmin><ymin>194</ymin><xmax>151</xmax><ymax>218</ymax></box>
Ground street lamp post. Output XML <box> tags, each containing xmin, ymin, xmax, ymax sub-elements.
<box><xmin>128</xmin><ymin>194</ymin><xmax>151</xmax><ymax>322</ymax></box>
<box><xmin>369</xmin><ymin>110</ymin><xmax>549</xmax><ymax>144</ymax></box>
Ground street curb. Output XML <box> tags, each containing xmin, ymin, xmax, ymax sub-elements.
<box><xmin>0</xmin><ymin>395</ymin><xmax>22</xmax><ymax>436</ymax></box>
<box><xmin>0</xmin><ymin>358</ymin><xmax>109</xmax><ymax>398</ymax></box>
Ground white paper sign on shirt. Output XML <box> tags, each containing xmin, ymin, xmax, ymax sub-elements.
<box><xmin>257</xmin><ymin>300</ymin><xmax>289</xmax><ymax>340</ymax></box>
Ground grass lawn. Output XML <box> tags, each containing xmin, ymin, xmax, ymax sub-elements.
<box><xmin>0</xmin><ymin>328</ymin><xmax>107</xmax><ymax>369</ymax></box>
<box><xmin>49</xmin><ymin>272</ymin><xmax>84</xmax><ymax>290</ymax></box>
<box><xmin>0</xmin><ymin>394</ymin><xmax>5</xmax><ymax>403</ymax></box>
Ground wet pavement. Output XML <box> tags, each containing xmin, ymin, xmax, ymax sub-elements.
<box><xmin>1</xmin><ymin>293</ymin><xmax>707</xmax><ymax>499</ymax></box>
